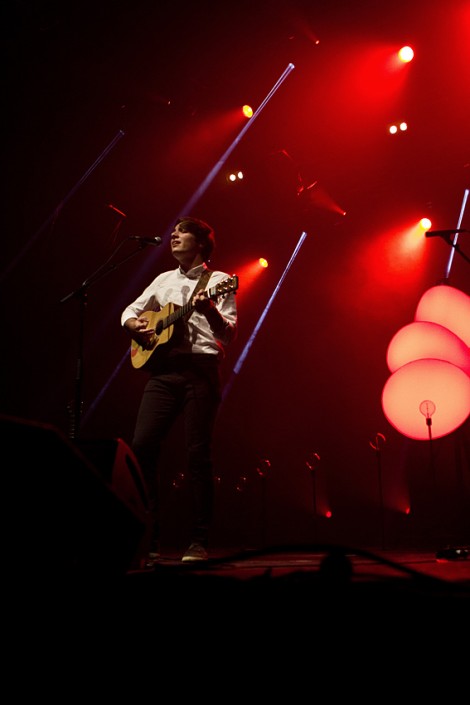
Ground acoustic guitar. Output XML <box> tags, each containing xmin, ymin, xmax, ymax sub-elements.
<box><xmin>130</xmin><ymin>275</ymin><xmax>238</xmax><ymax>369</ymax></box>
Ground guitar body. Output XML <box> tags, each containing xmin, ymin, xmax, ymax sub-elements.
<box><xmin>130</xmin><ymin>303</ymin><xmax>177</xmax><ymax>369</ymax></box>
<box><xmin>129</xmin><ymin>275</ymin><xmax>239</xmax><ymax>370</ymax></box>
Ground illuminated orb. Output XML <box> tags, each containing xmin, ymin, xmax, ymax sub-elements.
<box><xmin>398</xmin><ymin>46</ymin><xmax>414</xmax><ymax>62</ymax></box>
<box><xmin>415</xmin><ymin>285</ymin><xmax>470</xmax><ymax>346</ymax></box>
<box><xmin>386</xmin><ymin>321</ymin><xmax>470</xmax><ymax>376</ymax></box>
<box><xmin>420</xmin><ymin>218</ymin><xmax>431</xmax><ymax>230</ymax></box>
<box><xmin>382</xmin><ymin>359</ymin><xmax>470</xmax><ymax>440</ymax></box>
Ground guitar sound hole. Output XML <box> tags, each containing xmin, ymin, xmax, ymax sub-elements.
<box><xmin>155</xmin><ymin>320</ymin><xmax>163</xmax><ymax>335</ymax></box>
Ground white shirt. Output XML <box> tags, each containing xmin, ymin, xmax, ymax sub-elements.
<box><xmin>121</xmin><ymin>264</ymin><xmax>238</xmax><ymax>358</ymax></box>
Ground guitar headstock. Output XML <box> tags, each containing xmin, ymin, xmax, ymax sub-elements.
<box><xmin>214</xmin><ymin>275</ymin><xmax>239</xmax><ymax>297</ymax></box>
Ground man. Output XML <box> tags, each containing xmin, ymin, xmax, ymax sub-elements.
<box><xmin>121</xmin><ymin>216</ymin><xmax>238</xmax><ymax>564</ymax></box>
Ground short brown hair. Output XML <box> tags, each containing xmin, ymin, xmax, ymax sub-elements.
<box><xmin>175</xmin><ymin>216</ymin><xmax>215</xmax><ymax>262</ymax></box>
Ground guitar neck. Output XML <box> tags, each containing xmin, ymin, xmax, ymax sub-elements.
<box><xmin>162</xmin><ymin>280</ymin><xmax>232</xmax><ymax>331</ymax></box>
<box><xmin>166</xmin><ymin>284</ymin><xmax>219</xmax><ymax>328</ymax></box>
<box><xmin>167</xmin><ymin>299</ymin><xmax>195</xmax><ymax>327</ymax></box>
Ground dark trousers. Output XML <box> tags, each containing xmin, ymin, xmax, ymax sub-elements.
<box><xmin>131</xmin><ymin>354</ymin><xmax>221</xmax><ymax>549</ymax></box>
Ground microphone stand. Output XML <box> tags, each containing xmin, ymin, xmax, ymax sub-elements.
<box><xmin>369</xmin><ymin>434</ymin><xmax>386</xmax><ymax>550</ymax></box>
<box><xmin>438</xmin><ymin>234</ymin><xmax>470</xmax><ymax>267</ymax></box>
<box><xmin>60</xmin><ymin>237</ymin><xmax>154</xmax><ymax>440</ymax></box>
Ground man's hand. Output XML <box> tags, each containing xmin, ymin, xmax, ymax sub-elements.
<box><xmin>193</xmin><ymin>291</ymin><xmax>227</xmax><ymax>333</ymax></box>
<box><xmin>125</xmin><ymin>316</ymin><xmax>156</xmax><ymax>349</ymax></box>
<box><xmin>192</xmin><ymin>290</ymin><xmax>213</xmax><ymax>313</ymax></box>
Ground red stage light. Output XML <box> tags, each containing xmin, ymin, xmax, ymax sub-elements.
<box><xmin>420</xmin><ymin>217</ymin><xmax>431</xmax><ymax>230</ymax></box>
<box><xmin>398</xmin><ymin>46</ymin><xmax>414</xmax><ymax>63</ymax></box>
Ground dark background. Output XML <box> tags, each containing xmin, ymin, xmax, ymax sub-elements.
<box><xmin>2</xmin><ymin>0</ymin><xmax>469</xmax><ymax>551</ymax></box>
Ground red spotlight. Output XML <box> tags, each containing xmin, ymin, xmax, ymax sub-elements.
<box><xmin>258</xmin><ymin>258</ymin><xmax>268</xmax><ymax>268</ymax></box>
<box><xmin>389</xmin><ymin>122</ymin><xmax>408</xmax><ymax>134</ymax></box>
<box><xmin>242</xmin><ymin>105</ymin><xmax>253</xmax><ymax>118</ymax></box>
<box><xmin>226</xmin><ymin>170</ymin><xmax>244</xmax><ymax>183</ymax></box>
<box><xmin>398</xmin><ymin>46</ymin><xmax>414</xmax><ymax>63</ymax></box>
<box><xmin>299</xmin><ymin>181</ymin><xmax>346</xmax><ymax>216</ymax></box>
<box><xmin>420</xmin><ymin>217</ymin><xmax>431</xmax><ymax>230</ymax></box>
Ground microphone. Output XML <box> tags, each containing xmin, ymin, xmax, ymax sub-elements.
<box><xmin>129</xmin><ymin>236</ymin><xmax>163</xmax><ymax>246</ymax></box>
<box><xmin>426</xmin><ymin>229</ymin><xmax>469</xmax><ymax>237</ymax></box>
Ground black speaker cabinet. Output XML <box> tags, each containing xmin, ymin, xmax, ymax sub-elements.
<box><xmin>77</xmin><ymin>438</ymin><xmax>149</xmax><ymax>517</ymax></box>
<box><xmin>1</xmin><ymin>415</ymin><xmax>148</xmax><ymax>577</ymax></box>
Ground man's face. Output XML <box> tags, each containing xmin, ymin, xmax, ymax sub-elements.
<box><xmin>170</xmin><ymin>222</ymin><xmax>200</xmax><ymax>258</ymax></box>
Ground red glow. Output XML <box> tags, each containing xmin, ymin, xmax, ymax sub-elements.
<box><xmin>233</xmin><ymin>259</ymin><xmax>268</xmax><ymax>300</ymax></box>
<box><xmin>166</xmin><ymin>107</ymin><xmax>248</xmax><ymax>168</ymax></box>
<box><xmin>398</xmin><ymin>221</ymin><xmax>431</xmax><ymax>253</ymax></box>
<box><xmin>377</xmin><ymin>222</ymin><xmax>427</xmax><ymax>271</ymax></box>
<box><xmin>325</xmin><ymin>510</ymin><xmax>332</xmax><ymax>519</ymax></box>
<box><xmin>331</xmin><ymin>219</ymin><xmax>432</xmax><ymax>320</ymax></box>
<box><xmin>337</xmin><ymin>43</ymin><xmax>412</xmax><ymax>122</ymax></box>
<box><xmin>299</xmin><ymin>181</ymin><xmax>346</xmax><ymax>216</ymax></box>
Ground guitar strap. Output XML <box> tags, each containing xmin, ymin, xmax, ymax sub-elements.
<box><xmin>189</xmin><ymin>268</ymin><xmax>213</xmax><ymax>302</ymax></box>
<box><xmin>179</xmin><ymin>268</ymin><xmax>213</xmax><ymax>325</ymax></box>
<box><xmin>176</xmin><ymin>268</ymin><xmax>213</xmax><ymax>349</ymax></box>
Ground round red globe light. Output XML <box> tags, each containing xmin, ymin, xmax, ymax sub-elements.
<box><xmin>415</xmin><ymin>285</ymin><xmax>470</xmax><ymax>347</ymax></box>
<box><xmin>386</xmin><ymin>321</ymin><xmax>470</xmax><ymax>376</ymax></box>
<box><xmin>382</xmin><ymin>359</ymin><xmax>470</xmax><ymax>440</ymax></box>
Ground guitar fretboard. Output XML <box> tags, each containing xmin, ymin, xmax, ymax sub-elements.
<box><xmin>166</xmin><ymin>300</ymin><xmax>193</xmax><ymax>328</ymax></box>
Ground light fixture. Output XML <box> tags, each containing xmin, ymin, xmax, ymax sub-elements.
<box><xmin>398</xmin><ymin>46</ymin><xmax>414</xmax><ymax>63</ymax></box>
<box><xmin>382</xmin><ymin>284</ymin><xmax>470</xmax><ymax>440</ymax></box>
<box><xmin>415</xmin><ymin>284</ymin><xmax>470</xmax><ymax>346</ymax></box>
<box><xmin>226</xmin><ymin>170</ymin><xmax>244</xmax><ymax>184</ymax></box>
<box><xmin>382</xmin><ymin>358</ymin><xmax>470</xmax><ymax>440</ymax></box>
<box><xmin>386</xmin><ymin>321</ymin><xmax>470</xmax><ymax>376</ymax></box>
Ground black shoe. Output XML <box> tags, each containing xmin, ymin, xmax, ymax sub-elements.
<box><xmin>181</xmin><ymin>543</ymin><xmax>208</xmax><ymax>562</ymax></box>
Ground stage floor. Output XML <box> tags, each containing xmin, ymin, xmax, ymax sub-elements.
<box><xmin>124</xmin><ymin>544</ymin><xmax>470</xmax><ymax>610</ymax></box>
<box><xmin>128</xmin><ymin>544</ymin><xmax>470</xmax><ymax>582</ymax></box>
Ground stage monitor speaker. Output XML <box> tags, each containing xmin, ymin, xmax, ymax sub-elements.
<box><xmin>1</xmin><ymin>415</ymin><xmax>147</xmax><ymax>577</ymax></box>
<box><xmin>76</xmin><ymin>438</ymin><xmax>149</xmax><ymax>519</ymax></box>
